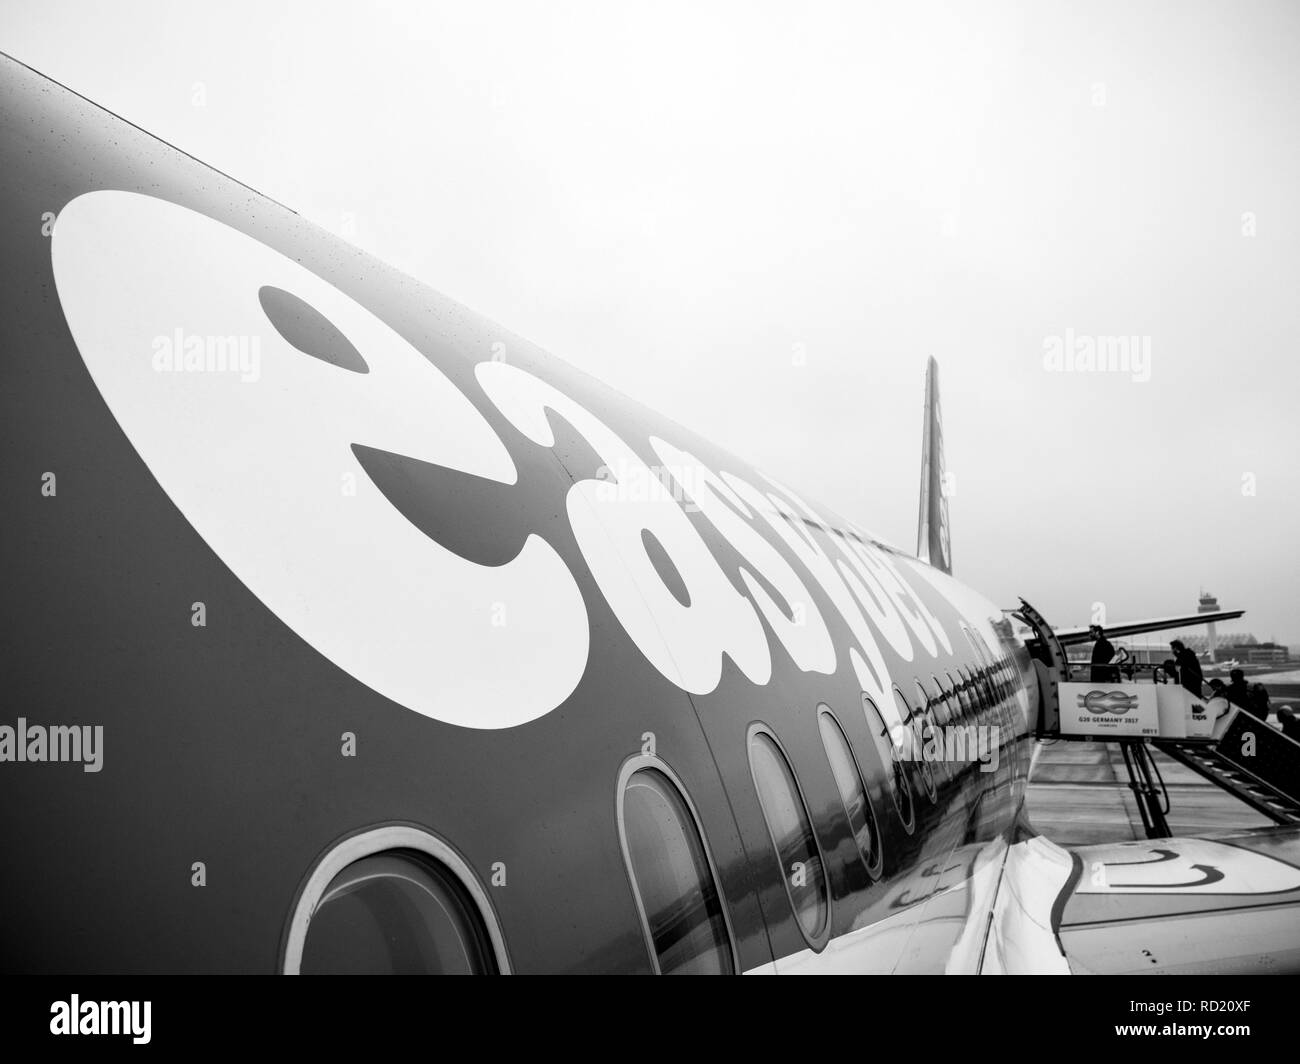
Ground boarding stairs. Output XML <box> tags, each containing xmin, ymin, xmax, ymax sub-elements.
<box><xmin>1014</xmin><ymin>598</ymin><xmax>1300</xmax><ymax>839</ymax></box>
<box><xmin>1155</xmin><ymin>717</ymin><xmax>1300</xmax><ymax>827</ymax></box>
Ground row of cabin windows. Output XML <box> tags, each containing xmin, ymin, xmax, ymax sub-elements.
<box><xmin>623</xmin><ymin>645</ymin><xmax>1024</xmax><ymax>972</ymax></box>
<box><xmin>291</xmin><ymin>651</ymin><xmax>1023</xmax><ymax>974</ymax></box>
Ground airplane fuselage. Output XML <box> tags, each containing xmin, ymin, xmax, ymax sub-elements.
<box><xmin>0</xmin><ymin>53</ymin><xmax>1037</xmax><ymax>973</ymax></box>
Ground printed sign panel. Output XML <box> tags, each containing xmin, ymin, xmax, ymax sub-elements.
<box><xmin>1059</xmin><ymin>682</ymin><xmax>1158</xmax><ymax>738</ymax></box>
<box><xmin>1154</xmin><ymin>685</ymin><xmax>1188</xmax><ymax>739</ymax></box>
<box><xmin>1154</xmin><ymin>684</ymin><xmax>1219</xmax><ymax>739</ymax></box>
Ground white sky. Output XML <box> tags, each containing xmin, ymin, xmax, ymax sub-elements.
<box><xmin>5</xmin><ymin>0</ymin><xmax>1298</xmax><ymax>645</ymax></box>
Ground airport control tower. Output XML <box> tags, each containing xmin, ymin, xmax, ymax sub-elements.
<box><xmin>1199</xmin><ymin>590</ymin><xmax>1220</xmax><ymax>659</ymax></box>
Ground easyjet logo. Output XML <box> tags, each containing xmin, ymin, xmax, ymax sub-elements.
<box><xmin>52</xmin><ymin>190</ymin><xmax>964</xmax><ymax>730</ymax></box>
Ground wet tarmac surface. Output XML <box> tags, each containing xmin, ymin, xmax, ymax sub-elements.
<box><xmin>1027</xmin><ymin>738</ymin><xmax>1274</xmax><ymax>845</ymax></box>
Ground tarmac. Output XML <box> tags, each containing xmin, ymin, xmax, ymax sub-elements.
<box><xmin>1026</xmin><ymin>736</ymin><xmax>1274</xmax><ymax>845</ymax></box>
<box><xmin>1027</xmin><ymin>671</ymin><xmax>1300</xmax><ymax>845</ymax></box>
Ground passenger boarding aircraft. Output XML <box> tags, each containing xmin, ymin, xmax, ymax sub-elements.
<box><xmin>3</xmin><ymin>52</ymin><xmax>1299</xmax><ymax>974</ymax></box>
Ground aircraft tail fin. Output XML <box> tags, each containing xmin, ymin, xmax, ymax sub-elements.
<box><xmin>916</xmin><ymin>357</ymin><xmax>952</xmax><ymax>573</ymax></box>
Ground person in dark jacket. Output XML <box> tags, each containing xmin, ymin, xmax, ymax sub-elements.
<box><xmin>1170</xmin><ymin>640</ymin><xmax>1204</xmax><ymax>697</ymax></box>
<box><xmin>1249</xmin><ymin>683</ymin><xmax>1272</xmax><ymax>722</ymax></box>
<box><xmin>1224</xmin><ymin>668</ymin><xmax>1252</xmax><ymax>713</ymax></box>
<box><xmin>1279</xmin><ymin>705</ymin><xmax>1300</xmax><ymax>743</ymax></box>
<box><xmin>1088</xmin><ymin>625</ymin><xmax>1118</xmax><ymax>683</ymax></box>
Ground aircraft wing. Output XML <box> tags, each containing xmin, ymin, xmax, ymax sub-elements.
<box><xmin>1053</xmin><ymin>609</ymin><xmax>1246</xmax><ymax>646</ymax></box>
<box><xmin>1051</xmin><ymin>831</ymin><xmax>1300</xmax><ymax>974</ymax></box>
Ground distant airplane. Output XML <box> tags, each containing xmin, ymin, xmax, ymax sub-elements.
<box><xmin>3</xmin><ymin>50</ymin><xmax>1298</xmax><ymax>974</ymax></box>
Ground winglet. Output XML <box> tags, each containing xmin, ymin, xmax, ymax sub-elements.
<box><xmin>916</xmin><ymin>357</ymin><xmax>952</xmax><ymax>573</ymax></box>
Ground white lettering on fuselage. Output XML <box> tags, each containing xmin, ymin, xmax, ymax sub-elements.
<box><xmin>54</xmin><ymin>190</ymin><xmax>979</xmax><ymax>731</ymax></box>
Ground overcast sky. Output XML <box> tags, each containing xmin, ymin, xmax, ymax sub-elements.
<box><xmin>6</xmin><ymin>0</ymin><xmax>1298</xmax><ymax>646</ymax></box>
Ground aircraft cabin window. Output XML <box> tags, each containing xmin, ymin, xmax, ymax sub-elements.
<box><xmin>977</xmin><ymin>665</ymin><xmax>998</xmax><ymax>707</ymax></box>
<box><xmin>914</xmin><ymin>679</ymin><xmax>937</xmax><ymax>732</ymax></box>
<box><xmin>891</xmin><ymin>687</ymin><xmax>915</xmax><ymax>737</ymax></box>
<box><xmin>964</xmin><ymin>629</ymin><xmax>1001</xmax><ymax>712</ymax></box>
<box><xmin>977</xmin><ymin>670</ymin><xmax>994</xmax><ymax>716</ymax></box>
<box><xmin>748</xmin><ymin>728</ymin><xmax>831</xmax><ymax>947</ymax></box>
<box><xmin>923</xmin><ymin>678</ymin><xmax>952</xmax><ymax>782</ymax></box>
<box><xmin>971</xmin><ymin>668</ymin><xmax>990</xmax><ymax>719</ymax></box>
<box><xmin>284</xmin><ymin>827</ymin><xmax>509</xmax><ymax>975</ymax></box>
<box><xmin>971</xmin><ymin>630</ymin><xmax>1008</xmax><ymax>703</ymax></box>
<box><xmin>300</xmin><ymin>853</ymin><xmax>496</xmax><ymax>974</ymax></box>
<box><xmin>957</xmin><ymin>671</ymin><xmax>975</xmax><ymax>719</ymax></box>
<box><xmin>989</xmin><ymin>647</ymin><xmax>1010</xmax><ymax>703</ymax></box>
<box><xmin>960</xmin><ymin>630</ymin><xmax>986</xmax><ymax>708</ymax></box>
<box><xmin>897</xmin><ymin>685</ymin><xmax>937</xmax><ymax>803</ymax></box>
<box><xmin>818</xmin><ymin>708</ymin><xmax>883</xmax><ymax>879</ymax></box>
<box><xmin>944</xmin><ymin>672</ymin><xmax>962</xmax><ymax>722</ymax></box>
<box><xmin>931</xmin><ymin>677</ymin><xmax>951</xmax><ymax>727</ymax></box>
<box><xmin>863</xmin><ymin>694</ymin><xmax>916</xmax><ymax>833</ymax></box>
<box><xmin>618</xmin><ymin>762</ymin><xmax>734</xmax><ymax>974</ymax></box>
